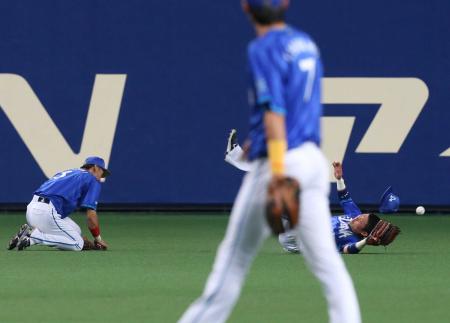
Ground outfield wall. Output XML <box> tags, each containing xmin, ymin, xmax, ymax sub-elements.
<box><xmin>0</xmin><ymin>1</ymin><xmax>448</xmax><ymax>207</ymax></box>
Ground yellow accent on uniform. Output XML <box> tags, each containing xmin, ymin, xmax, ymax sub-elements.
<box><xmin>267</xmin><ymin>139</ymin><xmax>286</xmax><ymax>175</ymax></box>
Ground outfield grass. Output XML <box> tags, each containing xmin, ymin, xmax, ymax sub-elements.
<box><xmin>0</xmin><ymin>213</ymin><xmax>449</xmax><ymax>322</ymax></box>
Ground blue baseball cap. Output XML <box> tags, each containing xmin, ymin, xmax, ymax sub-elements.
<box><xmin>82</xmin><ymin>156</ymin><xmax>111</xmax><ymax>178</ymax></box>
<box><xmin>379</xmin><ymin>186</ymin><xmax>400</xmax><ymax>213</ymax></box>
<box><xmin>246</xmin><ymin>0</ymin><xmax>285</xmax><ymax>9</ymax></box>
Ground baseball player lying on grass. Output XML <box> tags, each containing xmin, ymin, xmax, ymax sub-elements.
<box><xmin>225</xmin><ymin>129</ymin><xmax>401</xmax><ymax>254</ymax></box>
<box><xmin>7</xmin><ymin>156</ymin><xmax>109</xmax><ymax>251</ymax></box>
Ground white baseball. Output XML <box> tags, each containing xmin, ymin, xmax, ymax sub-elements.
<box><xmin>416</xmin><ymin>206</ymin><xmax>425</xmax><ymax>215</ymax></box>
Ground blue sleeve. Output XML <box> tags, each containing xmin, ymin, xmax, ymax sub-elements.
<box><xmin>345</xmin><ymin>243</ymin><xmax>362</xmax><ymax>254</ymax></box>
<box><xmin>80</xmin><ymin>176</ymin><xmax>101</xmax><ymax>210</ymax></box>
<box><xmin>248</xmin><ymin>45</ymin><xmax>286</xmax><ymax>114</ymax></box>
<box><xmin>338</xmin><ymin>188</ymin><xmax>361</xmax><ymax>217</ymax></box>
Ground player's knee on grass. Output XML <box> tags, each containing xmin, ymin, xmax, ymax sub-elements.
<box><xmin>74</xmin><ymin>235</ymin><xmax>84</xmax><ymax>251</ymax></box>
<box><xmin>59</xmin><ymin>234</ymin><xmax>84</xmax><ymax>251</ymax></box>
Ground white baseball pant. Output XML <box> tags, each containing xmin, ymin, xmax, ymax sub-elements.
<box><xmin>26</xmin><ymin>195</ymin><xmax>84</xmax><ymax>251</ymax></box>
<box><xmin>179</xmin><ymin>143</ymin><xmax>361</xmax><ymax>323</ymax></box>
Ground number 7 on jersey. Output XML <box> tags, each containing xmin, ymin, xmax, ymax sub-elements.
<box><xmin>299</xmin><ymin>57</ymin><xmax>317</xmax><ymax>102</ymax></box>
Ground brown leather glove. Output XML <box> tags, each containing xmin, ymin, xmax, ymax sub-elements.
<box><xmin>367</xmin><ymin>220</ymin><xmax>401</xmax><ymax>246</ymax></box>
<box><xmin>266</xmin><ymin>177</ymin><xmax>300</xmax><ymax>235</ymax></box>
<box><xmin>82</xmin><ymin>237</ymin><xmax>108</xmax><ymax>251</ymax></box>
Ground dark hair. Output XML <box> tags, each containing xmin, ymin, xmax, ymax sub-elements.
<box><xmin>248</xmin><ymin>5</ymin><xmax>287</xmax><ymax>25</ymax></box>
<box><xmin>363</xmin><ymin>213</ymin><xmax>381</xmax><ymax>233</ymax></box>
<box><xmin>81</xmin><ymin>164</ymin><xmax>95</xmax><ymax>170</ymax></box>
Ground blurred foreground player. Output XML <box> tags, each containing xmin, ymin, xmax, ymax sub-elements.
<box><xmin>226</xmin><ymin>133</ymin><xmax>401</xmax><ymax>254</ymax></box>
<box><xmin>7</xmin><ymin>156</ymin><xmax>109</xmax><ymax>251</ymax></box>
<box><xmin>178</xmin><ymin>1</ymin><xmax>361</xmax><ymax>322</ymax></box>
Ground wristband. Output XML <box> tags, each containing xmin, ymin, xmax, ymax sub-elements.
<box><xmin>355</xmin><ymin>238</ymin><xmax>367</xmax><ymax>250</ymax></box>
<box><xmin>336</xmin><ymin>178</ymin><xmax>346</xmax><ymax>191</ymax></box>
<box><xmin>90</xmin><ymin>226</ymin><xmax>100</xmax><ymax>238</ymax></box>
<box><xmin>267</xmin><ymin>139</ymin><xmax>286</xmax><ymax>175</ymax></box>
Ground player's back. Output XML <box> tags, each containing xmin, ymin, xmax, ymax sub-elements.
<box><xmin>247</xmin><ymin>26</ymin><xmax>323</xmax><ymax>160</ymax></box>
<box><xmin>331</xmin><ymin>215</ymin><xmax>360</xmax><ymax>252</ymax></box>
<box><xmin>34</xmin><ymin>168</ymin><xmax>99</xmax><ymax>217</ymax></box>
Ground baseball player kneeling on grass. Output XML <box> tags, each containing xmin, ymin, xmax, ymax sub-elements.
<box><xmin>7</xmin><ymin>156</ymin><xmax>109</xmax><ymax>251</ymax></box>
<box><xmin>226</xmin><ymin>129</ymin><xmax>401</xmax><ymax>254</ymax></box>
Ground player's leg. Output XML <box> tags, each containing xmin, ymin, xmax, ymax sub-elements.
<box><xmin>224</xmin><ymin>145</ymin><xmax>253</xmax><ymax>172</ymax></box>
<box><xmin>7</xmin><ymin>223</ymin><xmax>33</xmax><ymax>250</ymax></box>
<box><xmin>63</xmin><ymin>216</ymin><xmax>82</xmax><ymax>235</ymax></box>
<box><xmin>298</xmin><ymin>189</ymin><xmax>360</xmax><ymax>323</ymax></box>
<box><xmin>178</xmin><ymin>167</ymin><xmax>270</xmax><ymax>323</ymax></box>
<box><xmin>25</xmin><ymin>201</ymin><xmax>84</xmax><ymax>251</ymax></box>
<box><xmin>288</xmin><ymin>144</ymin><xmax>361</xmax><ymax>323</ymax></box>
<box><xmin>27</xmin><ymin>226</ymin><xmax>84</xmax><ymax>251</ymax></box>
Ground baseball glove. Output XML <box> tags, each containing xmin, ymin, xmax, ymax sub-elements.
<box><xmin>82</xmin><ymin>238</ymin><xmax>108</xmax><ymax>251</ymax></box>
<box><xmin>366</xmin><ymin>220</ymin><xmax>401</xmax><ymax>246</ymax></box>
<box><xmin>266</xmin><ymin>177</ymin><xmax>300</xmax><ymax>235</ymax></box>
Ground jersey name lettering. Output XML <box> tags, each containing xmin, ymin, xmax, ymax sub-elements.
<box><xmin>338</xmin><ymin>217</ymin><xmax>353</xmax><ymax>239</ymax></box>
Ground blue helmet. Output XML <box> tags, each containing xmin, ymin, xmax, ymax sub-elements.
<box><xmin>379</xmin><ymin>186</ymin><xmax>400</xmax><ymax>213</ymax></box>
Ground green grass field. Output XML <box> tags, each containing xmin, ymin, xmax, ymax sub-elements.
<box><xmin>0</xmin><ymin>213</ymin><xmax>449</xmax><ymax>323</ymax></box>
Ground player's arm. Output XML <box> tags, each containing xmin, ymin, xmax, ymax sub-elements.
<box><xmin>85</xmin><ymin>209</ymin><xmax>108</xmax><ymax>248</ymax></box>
<box><xmin>81</xmin><ymin>177</ymin><xmax>108</xmax><ymax>249</ymax></box>
<box><xmin>247</xmin><ymin>45</ymin><xmax>287</xmax><ymax>177</ymax></box>
<box><xmin>342</xmin><ymin>238</ymin><xmax>368</xmax><ymax>254</ymax></box>
<box><xmin>333</xmin><ymin>161</ymin><xmax>362</xmax><ymax>216</ymax></box>
<box><xmin>265</xmin><ymin>111</ymin><xmax>286</xmax><ymax>177</ymax></box>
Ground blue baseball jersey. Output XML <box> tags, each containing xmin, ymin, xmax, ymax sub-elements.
<box><xmin>332</xmin><ymin>189</ymin><xmax>364</xmax><ymax>253</ymax></box>
<box><xmin>34</xmin><ymin>168</ymin><xmax>101</xmax><ymax>218</ymax></box>
<box><xmin>246</xmin><ymin>25</ymin><xmax>323</xmax><ymax>160</ymax></box>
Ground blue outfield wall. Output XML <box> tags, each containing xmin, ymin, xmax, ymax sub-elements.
<box><xmin>0</xmin><ymin>1</ymin><xmax>448</xmax><ymax>206</ymax></box>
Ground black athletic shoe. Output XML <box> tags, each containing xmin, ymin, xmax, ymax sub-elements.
<box><xmin>225</xmin><ymin>129</ymin><xmax>238</xmax><ymax>155</ymax></box>
<box><xmin>17</xmin><ymin>236</ymin><xmax>31</xmax><ymax>251</ymax></box>
<box><xmin>7</xmin><ymin>224</ymin><xmax>31</xmax><ymax>250</ymax></box>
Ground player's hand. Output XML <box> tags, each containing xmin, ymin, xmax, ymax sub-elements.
<box><xmin>82</xmin><ymin>237</ymin><xmax>108</xmax><ymax>251</ymax></box>
<box><xmin>332</xmin><ymin>162</ymin><xmax>343</xmax><ymax>180</ymax></box>
<box><xmin>94</xmin><ymin>239</ymin><xmax>109</xmax><ymax>250</ymax></box>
